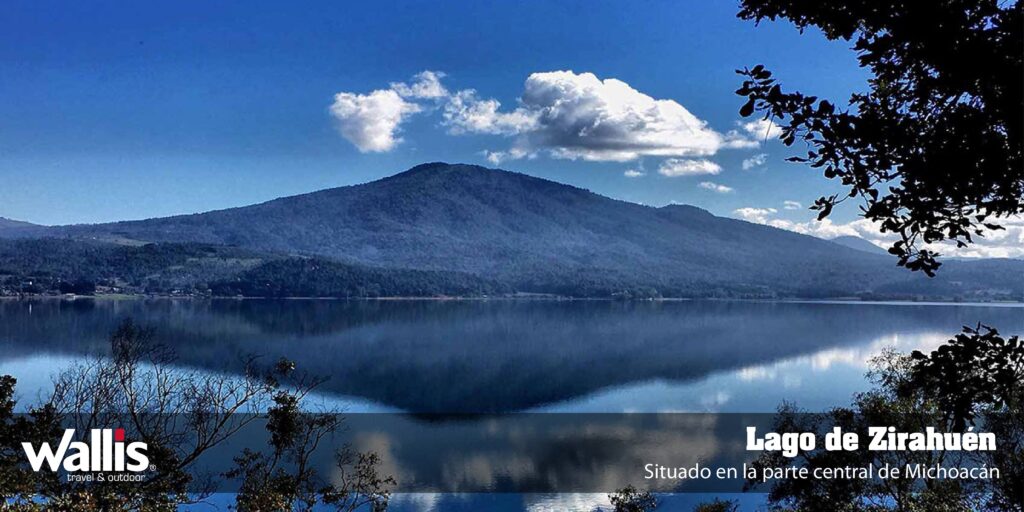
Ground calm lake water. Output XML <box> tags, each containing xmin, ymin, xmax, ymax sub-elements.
<box><xmin>1</xmin><ymin>298</ymin><xmax>1021</xmax><ymax>510</ymax></box>
<box><xmin>1</xmin><ymin>298</ymin><xmax>1020</xmax><ymax>413</ymax></box>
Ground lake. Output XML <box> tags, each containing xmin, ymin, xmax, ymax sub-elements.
<box><xmin>1</xmin><ymin>298</ymin><xmax>1021</xmax><ymax>510</ymax></box>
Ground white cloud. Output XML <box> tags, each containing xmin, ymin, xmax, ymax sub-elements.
<box><xmin>390</xmin><ymin>70</ymin><xmax>449</xmax><ymax>100</ymax></box>
<box><xmin>927</xmin><ymin>215</ymin><xmax>1024</xmax><ymax>258</ymax></box>
<box><xmin>443</xmin><ymin>89</ymin><xmax>538</xmax><ymax>135</ymax></box>
<box><xmin>483</xmin><ymin>151</ymin><xmax>505</xmax><ymax>165</ymax></box>
<box><xmin>441</xmin><ymin>70</ymin><xmax>750</xmax><ymax>162</ymax></box>
<box><xmin>737</xmin><ymin>207</ymin><xmax>893</xmax><ymax>247</ymax></box>
<box><xmin>741</xmin><ymin>118</ymin><xmax>783</xmax><ymax>141</ymax></box>
<box><xmin>483</xmin><ymin>147</ymin><xmax>534</xmax><ymax>165</ymax></box>
<box><xmin>720</xmin><ymin>120</ymin><xmax>782</xmax><ymax>150</ymax></box>
<box><xmin>331</xmin><ymin>70</ymin><xmax>782</xmax><ymax>162</ymax></box>
<box><xmin>742</xmin><ymin>153</ymin><xmax>768</xmax><ymax>170</ymax></box>
<box><xmin>329</xmin><ymin>71</ymin><xmax>460</xmax><ymax>152</ymax></box>
<box><xmin>329</xmin><ymin>89</ymin><xmax>422</xmax><ymax>152</ymax></box>
<box><xmin>698</xmin><ymin>181</ymin><xmax>733</xmax><ymax>193</ymax></box>
<box><xmin>624</xmin><ymin>161</ymin><xmax>647</xmax><ymax>178</ymax></box>
<box><xmin>769</xmin><ymin>217</ymin><xmax>881</xmax><ymax>240</ymax></box>
<box><xmin>783</xmin><ymin>200</ymin><xmax>802</xmax><ymax>210</ymax></box>
<box><xmin>516</xmin><ymin>71</ymin><xmax>727</xmax><ymax>161</ymax></box>
<box><xmin>734</xmin><ymin>207</ymin><xmax>1024</xmax><ymax>259</ymax></box>
<box><xmin>721</xmin><ymin>130</ymin><xmax>761</xmax><ymax>149</ymax></box>
<box><xmin>658</xmin><ymin>158</ymin><xmax>721</xmax><ymax>177</ymax></box>
<box><xmin>733</xmin><ymin>207</ymin><xmax>778</xmax><ymax>223</ymax></box>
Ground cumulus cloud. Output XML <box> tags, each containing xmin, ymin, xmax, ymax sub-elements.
<box><xmin>441</xmin><ymin>70</ymin><xmax>757</xmax><ymax>162</ymax></box>
<box><xmin>509</xmin><ymin>71</ymin><xmax>729</xmax><ymax>161</ymax></box>
<box><xmin>733</xmin><ymin>207</ymin><xmax>778</xmax><ymax>224</ymax></box>
<box><xmin>657</xmin><ymin>158</ymin><xmax>721</xmax><ymax>177</ymax></box>
<box><xmin>329</xmin><ymin>70</ymin><xmax>464</xmax><ymax>152</ymax></box>
<box><xmin>722</xmin><ymin>131</ymin><xmax>761</xmax><ymax>149</ymax></box>
<box><xmin>698</xmin><ymin>181</ymin><xmax>734</xmax><ymax>193</ymax></box>
<box><xmin>742</xmin><ymin>153</ymin><xmax>768</xmax><ymax>170</ymax></box>
<box><xmin>734</xmin><ymin>206</ymin><xmax>1024</xmax><ymax>259</ymax></box>
<box><xmin>783</xmin><ymin>200</ymin><xmax>802</xmax><ymax>210</ymax></box>
<box><xmin>720</xmin><ymin>119</ymin><xmax>781</xmax><ymax>150</ymax></box>
<box><xmin>623</xmin><ymin>161</ymin><xmax>647</xmax><ymax>178</ymax></box>
<box><xmin>390</xmin><ymin>70</ymin><xmax>449</xmax><ymax>100</ymax></box>
<box><xmin>331</xmin><ymin>70</ymin><xmax>774</xmax><ymax>164</ymax></box>
<box><xmin>443</xmin><ymin>89</ymin><xmax>538</xmax><ymax>135</ymax></box>
<box><xmin>329</xmin><ymin>89</ymin><xmax>422</xmax><ymax>152</ymax></box>
<box><xmin>769</xmin><ymin>217</ymin><xmax>882</xmax><ymax>240</ymax></box>
<box><xmin>737</xmin><ymin>207</ymin><xmax>893</xmax><ymax>248</ymax></box>
<box><xmin>741</xmin><ymin>118</ymin><xmax>783</xmax><ymax>141</ymax></box>
<box><xmin>483</xmin><ymin>147</ymin><xmax>534</xmax><ymax>165</ymax></box>
<box><xmin>957</xmin><ymin>215</ymin><xmax>1024</xmax><ymax>258</ymax></box>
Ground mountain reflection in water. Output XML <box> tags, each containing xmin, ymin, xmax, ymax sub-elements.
<box><xmin>0</xmin><ymin>299</ymin><xmax>1020</xmax><ymax>413</ymax></box>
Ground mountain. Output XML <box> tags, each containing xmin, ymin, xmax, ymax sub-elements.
<box><xmin>3</xmin><ymin>163</ymin><xmax>1021</xmax><ymax>299</ymax></box>
<box><xmin>0</xmin><ymin>217</ymin><xmax>41</xmax><ymax>236</ymax></box>
<box><xmin>0</xmin><ymin>217</ymin><xmax>32</xmax><ymax>228</ymax></box>
<box><xmin>830</xmin><ymin>235</ymin><xmax>890</xmax><ymax>256</ymax></box>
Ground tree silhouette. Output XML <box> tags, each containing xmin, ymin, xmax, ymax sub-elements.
<box><xmin>606</xmin><ymin>485</ymin><xmax>657</xmax><ymax>512</ymax></box>
<box><xmin>746</xmin><ymin>348</ymin><xmax>1021</xmax><ymax>511</ymax></box>
<box><xmin>0</xmin><ymin>320</ymin><xmax>394</xmax><ymax>511</ymax></box>
<box><xmin>736</xmin><ymin>4</ymin><xmax>1023</xmax><ymax>509</ymax></box>
<box><xmin>907</xmin><ymin>325</ymin><xmax>1023</xmax><ymax>430</ymax></box>
<box><xmin>736</xmin><ymin>0</ymin><xmax>1022</xmax><ymax>275</ymax></box>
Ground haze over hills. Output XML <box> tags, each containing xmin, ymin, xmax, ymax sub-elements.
<box><xmin>1</xmin><ymin>163</ymin><xmax>1021</xmax><ymax>299</ymax></box>
<box><xmin>830</xmin><ymin>235</ymin><xmax>890</xmax><ymax>256</ymax></box>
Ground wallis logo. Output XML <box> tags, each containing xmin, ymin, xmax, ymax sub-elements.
<box><xmin>22</xmin><ymin>428</ymin><xmax>150</xmax><ymax>472</ymax></box>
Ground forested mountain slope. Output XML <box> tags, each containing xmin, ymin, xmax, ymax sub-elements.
<box><xmin>3</xmin><ymin>163</ymin><xmax>1020</xmax><ymax>299</ymax></box>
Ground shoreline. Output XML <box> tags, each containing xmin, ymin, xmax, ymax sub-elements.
<box><xmin>2</xmin><ymin>294</ymin><xmax>1021</xmax><ymax>307</ymax></box>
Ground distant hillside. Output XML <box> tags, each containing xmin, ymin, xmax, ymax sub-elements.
<box><xmin>3</xmin><ymin>163</ymin><xmax>1021</xmax><ymax>299</ymax></box>
<box><xmin>0</xmin><ymin>217</ymin><xmax>41</xmax><ymax>237</ymax></box>
<box><xmin>0</xmin><ymin>239</ymin><xmax>267</xmax><ymax>294</ymax></box>
<box><xmin>0</xmin><ymin>238</ymin><xmax>503</xmax><ymax>298</ymax></box>
<box><xmin>873</xmin><ymin>258</ymin><xmax>1024</xmax><ymax>300</ymax></box>
<box><xmin>830</xmin><ymin>235</ymin><xmax>889</xmax><ymax>256</ymax></box>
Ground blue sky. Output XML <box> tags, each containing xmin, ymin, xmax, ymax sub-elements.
<box><xmin>2</xmin><ymin>1</ymin><xmax>870</xmax><ymax>232</ymax></box>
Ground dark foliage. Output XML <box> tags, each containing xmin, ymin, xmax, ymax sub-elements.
<box><xmin>0</xmin><ymin>376</ymin><xmax>63</xmax><ymax>502</ymax></box>
<box><xmin>57</xmin><ymin>279</ymin><xmax>96</xmax><ymax>295</ymax></box>
<box><xmin>747</xmin><ymin>353</ymin><xmax>976</xmax><ymax>511</ymax></box>
<box><xmin>0</xmin><ymin>239</ymin><xmax>508</xmax><ymax>298</ymax></box>
<box><xmin>0</xmin><ymin>320</ymin><xmax>395</xmax><ymax>510</ymax></box>
<box><xmin>607</xmin><ymin>485</ymin><xmax>657</xmax><ymax>512</ymax></box>
<box><xmin>0</xmin><ymin>238</ymin><xmax>267</xmax><ymax>294</ymax></box>
<box><xmin>750</xmin><ymin>332</ymin><xmax>1024</xmax><ymax>511</ymax></box>
<box><xmin>226</xmin><ymin>360</ymin><xmax>395</xmax><ymax>512</ymax></box>
<box><xmin>908</xmin><ymin>325</ymin><xmax>1023</xmax><ymax>430</ymax></box>
<box><xmin>737</xmin><ymin>0</ymin><xmax>1023</xmax><ymax>275</ymax></box>
<box><xmin>907</xmin><ymin>325</ymin><xmax>1024</xmax><ymax>510</ymax></box>
<box><xmin>209</xmin><ymin>258</ymin><xmax>509</xmax><ymax>298</ymax></box>
<box><xmin>693</xmin><ymin>499</ymin><xmax>739</xmax><ymax>512</ymax></box>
